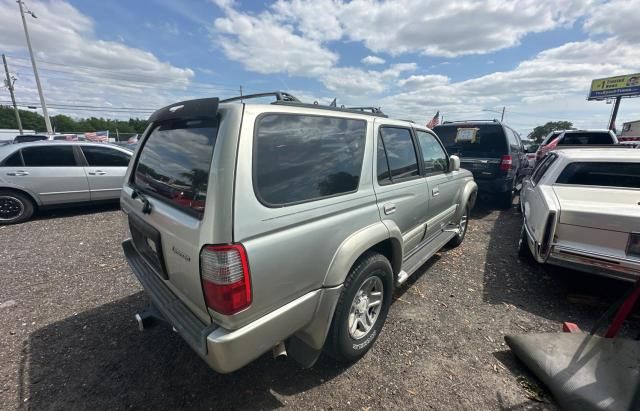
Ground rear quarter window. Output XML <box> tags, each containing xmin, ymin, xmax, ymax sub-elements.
<box><xmin>556</xmin><ymin>162</ymin><xmax>640</xmax><ymax>188</ymax></box>
<box><xmin>254</xmin><ymin>114</ymin><xmax>366</xmax><ymax>206</ymax></box>
<box><xmin>559</xmin><ymin>132</ymin><xmax>613</xmax><ymax>145</ymax></box>
<box><xmin>133</xmin><ymin>119</ymin><xmax>218</xmax><ymax>219</ymax></box>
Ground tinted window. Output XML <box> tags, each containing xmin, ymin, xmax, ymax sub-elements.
<box><xmin>416</xmin><ymin>130</ymin><xmax>448</xmax><ymax>174</ymax></box>
<box><xmin>541</xmin><ymin>131</ymin><xmax>562</xmax><ymax>146</ymax></box>
<box><xmin>433</xmin><ymin>124</ymin><xmax>508</xmax><ymax>158</ymax></box>
<box><xmin>255</xmin><ymin>114</ymin><xmax>366</xmax><ymax>206</ymax></box>
<box><xmin>22</xmin><ymin>146</ymin><xmax>77</xmax><ymax>167</ymax></box>
<box><xmin>377</xmin><ymin>135</ymin><xmax>391</xmax><ymax>185</ymax></box>
<box><xmin>556</xmin><ymin>162</ymin><xmax>640</xmax><ymax>188</ymax></box>
<box><xmin>133</xmin><ymin>119</ymin><xmax>217</xmax><ymax>219</ymax></box>
<box><xmin>531</xmin><ymin>153</ymin><xmax>557</xmax><ymax>185</ymax></box>
<box><xmin>379</xmin><ymin>127</ymin><xmax>419</xmax><ymax>180</ymax></box>
<box><xmin>505</xmin><ymin>127</ymin><xmax>520</xmax><ymax>149</ymax></box>
<box><xmin>81</xmin><ymin>146</ymin><xmax>130</xmax><ymax>167</ymax></box>
<box><xmin>2</xmin><ymin>151</ymin><xmax>23</xmax><ymax>167</ymax></box>
<box><xmin>559</xmin><ymin>132</ymin><xmax>614</xmax><ymax>145</ymax></box>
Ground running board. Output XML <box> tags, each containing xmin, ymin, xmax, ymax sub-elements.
<box><xmin>396</xmin><ymin>230</ymin><xmax>457</xmax><ymax>287</ymax></box>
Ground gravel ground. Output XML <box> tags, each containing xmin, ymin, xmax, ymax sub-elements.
<box><xmin>0</xmin><ymin>200</ymin><xmax>636</xmax><ymax>410</ymax></box>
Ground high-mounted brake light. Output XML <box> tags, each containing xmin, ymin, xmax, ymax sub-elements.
<box><xmin>499</xmin><ymin>155</ymin><xmax>513</xmax><ymax>172</ymax></box>
<box><xmin>200</xmin><ymin>244</ymin><xmax>252</xmax><ymax>315</ymax></box>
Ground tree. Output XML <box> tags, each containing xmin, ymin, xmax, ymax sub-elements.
<box><xmin>528</xmin><ymin>121</ymin><xmax>574</xmax><ymax>143</ymax></box>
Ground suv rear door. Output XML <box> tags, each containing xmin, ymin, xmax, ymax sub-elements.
<box><xmin>374</xmin><ymin>121</ymin><xmax>429</xmax><ymax>253</ymax></box>
<box><xmin>434</xmin><ymin>123</ymin><xmax>507</xmax><ymax>181</ymax></box>
<box><xmin>121</xmin><ymin>99</ymin><xmax>238</xmax><ymax>325</ymax></box>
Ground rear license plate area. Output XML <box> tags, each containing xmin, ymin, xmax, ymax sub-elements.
<box><xmin>129</xmin><ymin>213</ymin><xmax>169</xmax><ymax>280</ymax></box>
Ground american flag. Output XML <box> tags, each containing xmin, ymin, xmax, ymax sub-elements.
<box><xmin>84</xmin><ymin>130</ymin><xmax>109</xmax><ymax>142</ymax></box>
<box><xmin>426</xmin><ymin>111</ymin><xmax>440</xmax><ymax>129</ymax></box>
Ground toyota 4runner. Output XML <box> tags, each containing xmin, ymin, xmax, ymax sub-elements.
<box><xmin>121</xmin><ymin>92</ymin><xmax>477</xmax><ymax>373</ymax></box>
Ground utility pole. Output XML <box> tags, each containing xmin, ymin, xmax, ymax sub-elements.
<box><xmin>2</xmin><ymin>54</ymin><xmax>23</xmax><ymax>134</ymax></box>
<box><xmin>18</xmin><ymin>0</ymin><xmax>52</xmax><ymax>134</ymax></box>
<box><xmin>501</xmin><ymin>106</ymin><xmax>505</xmax><ymax>122</ymax></box>
<box><xmin>239</xmin><ymin>85</ymin><xmax>243</xmax><ymax>102</ymax></box>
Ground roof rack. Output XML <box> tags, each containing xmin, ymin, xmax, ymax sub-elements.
<box><xmin>220</xmin><ymin>90</ymin><xmax>389</xmax><ymax>118</ymax></box>
<box><xmin>442</xmin><ymin>119</ymin><xmax>499</xmax><ymax>124</ymax></box>
<box><xmin>220</xmin><ymin>91</ymin><xmax>301</xmax><ymax>104</ymax></box>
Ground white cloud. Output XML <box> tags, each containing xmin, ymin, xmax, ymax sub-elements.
<box><xmin>0</xmin><ymin>0</ymin><xmax>197</xmax><ymax>120</ymax></box>
<box><xmin>584</xmin><ymin>0</ymin><xmax>640</xmax><ymax>44</ymax></box>
<box><xmin>361</xmin><ymin>55</ymin><xmax>385</xmax><ymax>65</ymax></box>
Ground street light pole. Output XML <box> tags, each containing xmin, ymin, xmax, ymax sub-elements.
<box><xmin>17</xmin><ymin>0</ymin><xmax>52</xmax><ymax>134</ymax></box>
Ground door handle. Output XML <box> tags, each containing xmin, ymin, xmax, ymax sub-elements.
<box><xmin>6</xmin><ymin>171</ymin><xmax>29</xmax><ymax>176</ymax></box>
<box><xmin>432</xmin><ymin>187</ymin><xmax>440</xmax><ymax>196</ymax></box>
<box><xmin>88</xmin><ymin>170</ymin><xmax>107</xmax><ymax>175</ymax></box>
<box><xmin>383</xmin><ymin>203</ymin><xmax>396</xmax><ymax>215</ymax></box>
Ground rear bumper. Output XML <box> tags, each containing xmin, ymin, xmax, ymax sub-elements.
<box><xmin>474</xmin><ymin>177</ymin><xmax>511</xmax><ymax>193</ymax></box>
<box><xmin>123</xmin><ymin>239</ymin><xmax>340</xmax><ymax>373</ymax></box>
<box><xmin>548</xmin><ymin>245</ymin><xmax>640</xmax><ymax>282</ymax></box>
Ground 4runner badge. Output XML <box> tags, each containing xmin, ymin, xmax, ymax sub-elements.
<box><xmin>171</xmin><ymin>246</ymin><xmax>191</xmax><ymax>262</ymax></box>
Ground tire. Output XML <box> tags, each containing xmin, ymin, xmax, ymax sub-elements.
<box><xmin>0</xmin><ymin>190</ymin><xmax>35</xmax><ymax>225</ymax></box>
<box><xmin>518</xmin><ymin>223</ymin><xmax>534</xmax><ymax>261</ymax></box>
<box><xmin>326</xmin><ymin>251</ymin><xmax>393</xmax><ymax>363</ymax></box>
<box><xmin>448</xmin><ymin>204</ymin><xmax>469</xmax><ymax>247</ymax></box>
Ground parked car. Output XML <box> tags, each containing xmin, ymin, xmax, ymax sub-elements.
<box><xmin>535</xmin><ymin>129</ymin><xmax>617</xmax><ymax>161</ymax></box>
<box><xmin>519</xmin><ymin>147</ymin><xmax>640</xmax><ymax>282</ymax></box>
<box><xmin>433</xmin><ymin>120</ymin><xmax>528</xmax><ymax>208</ymax></box>
<box><xmin>0</xmin><ymin>141</ymin><xmax>132</xmax><ymax>224</ymax></box>
<box><xmin>121</xmin><ymin>92</ymin><xmax>478</xmax><ymax>373</ymax></box>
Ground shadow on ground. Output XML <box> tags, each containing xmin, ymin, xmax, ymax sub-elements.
<box><xmin>19</xmin><ymin>293</ymin><xmax>347</xmax><ymax>410</ymax></box>
<box><xmin>479</xmin><ymin>197</ymin><xmax>637</xmax><ymax>332</ymax></box>
<box><xmin>34</xmin><ymin>202</ymin><xmax>121</xmax><ymax>221</ymax></box>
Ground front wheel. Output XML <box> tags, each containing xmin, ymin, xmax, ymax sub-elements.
<box><xmin>518</xmin><ymin>223</ymin><xmax>534</xmax><ymax>261</ymax></box>
<box><xmin>326</xmin><ymin>252</ymin><xmax>393</xmax><ymax>362</ymax></box>
<box><xmin>448</xmin><ymin>204</ymin><xmax>469</xmax><ymax>247</ymax></box>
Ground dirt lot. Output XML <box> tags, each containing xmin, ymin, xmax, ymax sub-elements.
<box><xmin>0</xmin><ymin>200</ymin><xmax>636</xmax><ymax>410</ymax></box>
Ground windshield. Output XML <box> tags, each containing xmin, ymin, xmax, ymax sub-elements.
<box><xmin>433</xmin><ymin>124</ymin><xmax>508</xmax><ymax>158</ymax></box>
<box><xmin>133</xmin><ymin>118</ymin><xmax>218</xmax><ymax>219</ymax></box>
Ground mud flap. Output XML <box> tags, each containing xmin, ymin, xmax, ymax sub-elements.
<box><xmin>505</xmin><ymin>333</ymin><xmax>640</xmax><ymax>411</ymax></box>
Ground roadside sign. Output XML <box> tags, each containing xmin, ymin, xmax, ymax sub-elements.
<box><xmin>588</xmin><ymin>73</ymin><xmax>640</xmax><ymax>100</ymax></box>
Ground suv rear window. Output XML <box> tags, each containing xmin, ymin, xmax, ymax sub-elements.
<box><xmin>254</xmin><ymin>114</ymin><xmax>366</xmax><ymax>206</ymax></box>
<box><xmin>559</xmin><ymin>132</ymin><xmax>613</xmax><ymax>145</ymax></box>
<box><xmin>133</xmin><ymin>119</ymin><xmax>218</xmax><ymax>219</ymax></box>
<box><xmin>556</xmin><ymin>162</ymin><xmax>640</xmax><ymax>188</ymax></box>
<box><xmin>433</xmin><ymin>124</ymin><xmax>508</xmax><ymax>158</ymax></box>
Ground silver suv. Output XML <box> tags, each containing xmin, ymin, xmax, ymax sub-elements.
<box><xmin>121</xmin><ymin>92</ymin><xmax>477</xmax><ymax>373</ymax></box>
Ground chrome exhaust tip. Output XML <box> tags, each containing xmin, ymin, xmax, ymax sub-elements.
<box><xmin>135</xmin><ymin>313</ymin><xmax>145</xmax><ymax>332</ymax></box>
<box><xmin>272</xmin><ymin>341</ymin><xmax>287</xmax><ymax>359</ymax></box>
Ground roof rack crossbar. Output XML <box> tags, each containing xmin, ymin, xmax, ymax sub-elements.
<box><xmin>442</xmin><ymin>119</ymin><xmax>499</xmax><ymax>124</ymax></box>
<box><xmin>271</xmin><ymin>101</ymin><xmax>389</xmax><ymax>118</ymax></box>
<box><xmin>220</xmin><ymin>91</ymin><xmax>301</xmax><ymax>104</ymax></box>
<box><xmin>346</xmin><ymin>106</ymin><xmax>386</xmax><ymax>115</ymax></box>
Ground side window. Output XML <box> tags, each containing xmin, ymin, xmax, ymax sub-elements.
<box><xmin>379</xmin><ymin>127</ymin><xmax>419</xmax><ymax>181</ymax></box>
<box><xmin>416</xmin><ymin>130</ymin><xmax>448</xmax><ymax>174</ymax></box>
<box><xmin>254</xmin><ymin>114</ymin><xmax>366</xmax><ymax>206</ymax></box>
<box><xmin>81</xmin><ymin>146</ymin><xmax>130</xmax><ymax>167</ymax></box>
<box><xmin>22</xmin><ymin>146</ymin><xmax>77</xmax><ymax>167</ymax></box>
<box><xmin>531</xmin><ymin>153</ymin><xmax>557</xmax><ymax>185</ymax></box>
<box><xmin>505</xmin><ymin>127</ymin><xmax>519</xmax><ymax>149</ymax></box>
<box><xmin>377</xmin><ymin>135</ymin><xmax>391</xmax><ymax>185</ymax></box>
<box><xmin>2</xmin><ymin>151</ymin><xmax>23</xmax><ymax>167</ymax></box>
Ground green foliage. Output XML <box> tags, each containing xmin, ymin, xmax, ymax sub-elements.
<box><xmin>528</xmin><ymin>121</ymin><xmax>574</xmax><ymax>143</ymax></box>
<box><xmin>0</xmin><ymin>105</ymin><xmax>148</xmax><ymax>135</ymax></box>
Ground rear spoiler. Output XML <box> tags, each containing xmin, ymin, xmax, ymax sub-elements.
<box><xmin>148</xmin><ymin>98</ymin><xmax>219</xmax><ymax>123</ymax></box>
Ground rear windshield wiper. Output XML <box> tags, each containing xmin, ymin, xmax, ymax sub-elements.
<box><xmin>132</xmin><ymin>188</ymin><xmax>153</xmax><ymax>214</ymax></box>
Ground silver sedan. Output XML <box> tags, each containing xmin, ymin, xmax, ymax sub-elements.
<box><xmin>0</xmin><ymin>141</ymin><xmax>132</xmax><ymax>224</ymax></box>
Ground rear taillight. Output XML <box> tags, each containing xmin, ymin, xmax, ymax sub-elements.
<box><xmin>200</xmin><ymin>244</ymin><xmax>252</xmax><ymax>315</ymax></box>
<box><xmin>499</xmin><ymin>155</ymin><xmax>513</xmax><ymax>172</ymax></box>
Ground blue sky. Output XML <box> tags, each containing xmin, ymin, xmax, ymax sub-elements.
<box><xmin>1</xmin><ymin>0</ymin><xmax>640</xmax><ymax>135</ymax></box>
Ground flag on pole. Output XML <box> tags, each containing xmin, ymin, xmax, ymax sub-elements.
<box><xmin>426</xmin><ymin>111</ymin><xmax>440</xmax><ymax>129</ymax></box>
<box><xmin>84</xmin><ymin>130</ymin><xmax>109</xmax><ymax>142</ymax></box>
<box><xmin>329</xmin><ymin>98</ymin><xmax>337</xmax><ymax>107</ymax></box>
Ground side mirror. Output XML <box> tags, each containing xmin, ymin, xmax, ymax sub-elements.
<box><xmin>449</xmin><ymin>155</ymin><xmax>460</xmax><ymax>172</ymax></box>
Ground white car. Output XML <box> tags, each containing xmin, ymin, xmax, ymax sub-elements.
<box><xmin>519</xmin><ymin>148</ymin><xmax>640</xmax><ymax>282</ymax></box>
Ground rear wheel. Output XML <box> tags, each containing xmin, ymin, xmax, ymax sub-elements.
<box><xmin>518</xmin><ymin>223</ymin><xmax>534</xmax><ymax>261</ymax></box>
<box><xmin>499</xmin><ymin>188</ymin><xmax>514</xmax><ymax>209</ymax></box>
<box><xmin>0</xmin><ymin>190</ymin><xmax>34</xmax><ymax>225</ymax></box>
<box><xmin>327</xmin><ymin>251</ymin><xmax>393</xmax><ymax>362</ymax></box>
